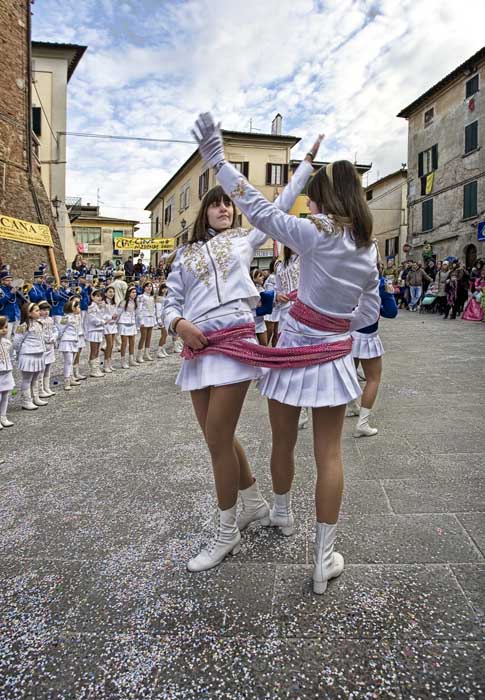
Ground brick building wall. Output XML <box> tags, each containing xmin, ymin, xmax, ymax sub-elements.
<box><xmin>0</xmin><ymin>0</ymin><xmax>65</xmax><ymax>279</ymax></box>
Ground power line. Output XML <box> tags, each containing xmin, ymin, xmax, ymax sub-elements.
<box><xmin>59</xmin><ymin>131</ymin><xmax>196</xmax><ymax>145</ymax></box>
<box><xmin>32</xmin><ymin>80</ymin><xmax>58</xmax><ymax>145</ymax></box>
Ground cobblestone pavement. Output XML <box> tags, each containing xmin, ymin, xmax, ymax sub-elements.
<box><xmin>0</xmin><ymin>313</ymin><xmax>484</xmax><ymax>699</ymax></box>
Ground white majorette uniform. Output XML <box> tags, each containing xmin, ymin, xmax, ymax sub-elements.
<box><xmin>164</xmin><ymin>159</ymin><xmax>313</xmax><ymax>392</ymax></box>
<box><xmin>103</xmin><ymin>302</ymin><xmax>118</xmax><ymax>335</ymax></box>
<box><xmin>351</xmin><ymin>328</ymin><xmax>384</xmax><ymax>359</ymax></box>
<box><xmin>264</xmin><ymin>271</ymin><xmax>280</xmax><ymax>323</ymax></box>
<box><xmin>57</xmin><ymin>313</ymin><xmax>83</xmax><ymax>352</ymax></box>
<box><xmin>13</xmin><ymin>320</ymin><xmax>46</xmax><ymax>372</ymax></box>
<box><xmin>253</xmin><ymin>284</ymin><xmax>267</xmax><ymax>334</ymax></box>
<box><xmin>276</xmin><ymin>253</ymin><xmax>300</xmax><ymax>331</ymax></box>
<box><xmin>0</xmin><ymin>337</ymin><xmax>14</xmax><ymax>392</ymax></box>
<box><xmin>40</xmin><ymin>316</ymin><xmax>58</xmax><ymax>366</ymax></box>
<box><xmin>117</xmin><ymin>300</ymin><xmax>137</xmax><ymax>336</ymax></box>
<box><xmin>155</xmin><ymin>296</ymin><xmax>166</xmax><ymax>328</ymax></box>
<box><xmin>216</xmin><ymin>162</ymin><xmax>380</xmax><ymax>408</ymax></box>
<box><xmin>137</xmin><ymin>293</ymin><xmax>156</xmax><ymax>328</ymax></box>
<box><xmin>85</xmin><ymin>302</ymin><xmax>105</xmax><ymax>343</ymax></box>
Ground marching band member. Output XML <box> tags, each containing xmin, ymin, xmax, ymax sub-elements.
<box><xmin>102</xmin><ymin>286</ymin><xmax>118</xmax><ymax>372</ymax></box>
<box><xmin>117</xmin><ymin>285</ymin><xmax>139</xmax><ymax>369</ymax></box>
<box><xmin>13</xmin><ymin>302</ymin><xmax>47</xmax><ymax>410</ymax></box>
<box><xmin>194</xmin><ymin>113</ymin><xmax>380</xmax><ymax>593</ymax></box>
<box><xmin>28</xmin><ymin>270</ymin><xmax>48</xmax><ymax>305</ymax></box>
<box><xmin>77</xmin><ymin>277</ymin><xmax>90</xmax><ymax>323</ymax></box>
<box><xmin>164</xmin><ymin>131</ymin><xmax>316</xmax><ymax>573</ymax></box>
<box><xmin>38</xmin><ymin>301</ymin><xmax>58</xmax><ymax>397</ymax></box>
<box><xmin>51</xmin><ymin>276</ymin><xmax>72</xmax><ymax>321</ymax></box>
<box><xmin>136</xmin><ymin>281</ymin><xmax>156</xmax><ymax>363</ymax></box>
<box><xmin>85</xmin><ymin>289</ymin><xmax>106</xmax><ymax>378</ymax></box>
<box><xmin>0</xmin><ymin>271</ymin><xmax>22</xmax><ymax>339</ymax></box>
<box><xmin>57</xmin><ymin>296</ymin><xmax>83</xmax><ymax>391</ymax></box>
<box><xmin>0</xmin><ymin>316</ymin><xmax>15</xmax><ymax>428</ymax></box>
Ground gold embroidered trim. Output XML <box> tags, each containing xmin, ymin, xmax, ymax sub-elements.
<box><xmin>308</xmin><ymin>215</ymin><xmax>335</xmax><ymax>234</ymax></box>
<box><xmin>230</xmin><ymin>180</ymin><xmax>247</xmax><ymax>198</ymax></box>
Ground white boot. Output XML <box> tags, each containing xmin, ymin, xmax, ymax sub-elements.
<box><xmin>346</xmin><ymin>399</ymin><xmax>360</xmax><ymax>417</ymax></box>
<box><xmin>129</xmin><ymin>354</ymin><xmax>137</xmax><ymax>367</ymax></box>
<box><xmin>268</xmin><ymin>491</ymin><xmax>295</xmax><ymax>536</ymax></box>
<box><xmin>32</xmin><ymin>385</ymin><xmax>48</xmax><ymax>407</ymax></box>
<box><xmin>298</xmin><ymin>407</ymin><xmax>309</xmax><ymax>430</ymax></box>
<box><xmin>173</xmin><ymin>338</ymin><xmax>184</xmax><ymax>353</ymax></box>
<box><xmin>143</xmin><ymin>348</ymin><xmax>154</xmax><ymax>362</ymax></box>
<box><xmin>237</xmin><ymin>480</ymin><xmax>270</xmax><ymax>531</ymax></box>
<box><xmin>0</xmin><ymin>415</ymin><xmax>14</xmax><ymax>427</ymax></box>
<box><xmin>38</xmin><ymin>377</ymin><xmax>51</xmax><ymax>399</ymax></box>
<box><xmin>108</xmin><ymin>359</ymin><xmax>116</xmax><ymax>372</ymax></box>
<box><xmin>187</xmin><ymin>505</ymin><xmax>241</xmax><ymax>572</ymax></box>
<box><xmin>89</xmin><ymin>359</ymin><xmax>104</xmax><ymax>378</ymax></box>
<box><xmin>157</xmin><ymin>347</ymin><xmax>168</xmax><ymax>358</ymax></box>
<box><xmin>354</xmin><ymin>407</ymin><xmax>378</xmax><ymax>437</ymax></box>
<box><xmin>136</xmin><ymin>349</ymin><xmax>144</xmax><ymax>363</ymax></box>
<box><xmin>121</xmin><ymin>356</ymin><xmax>129</xmax><ymax>369</ymax></box>
<box><xmin>73</xmin><ymin>364</ymin><xmax>87</xmax><ymax>381</ymax></box>
<box><xmin>104</xmin><ymin>359</ymin><xmax>113</xmax><ymax>373</ymax></box>
<box><xmin>43</xmin><ymin>373</ymin><xmax>56</xmax><ymax>396</ymax></box>
<box><xmin>313</xmin><ymin>521</ymin><xmax>344</xmax><ymax>594</ymax></box>
<box><xmin>21</xmin><ymin>389</ymin><xmax>38</xmax><ymax>410</ymax></box>
<box><xmin>64</xmin><ymin>377</ymin><xmax>72</xmax><ymax>391</ymax></box>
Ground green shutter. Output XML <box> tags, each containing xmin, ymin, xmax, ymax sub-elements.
<box><xmin>432</xmin><ymin>144</ymin><xmax>438</xmax><ymax>170</ymax></box>
<box><xmin>464</xmin><ymin>181</ymin><xmax>478</xmax><ymax>218</ymax></box>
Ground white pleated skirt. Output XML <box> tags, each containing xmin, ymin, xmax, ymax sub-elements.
<box><xmin>0</xmin><ymin>370</ymin><xmax>14</xmax><ymax>392</ymax></box>
<box><xmin>139</xmin><ymin>315</ymin><xmax>156</xmax><ymax>328</ymax></box>
<box><xmin>78</xmin><ymin>335</ymin><xmax>86</xmax><ymax>350</ymax></box>
<box><xmin>351</xmin><ymin>330</ymin><xmax>384</xmax><ymax>359</ymax></box>
<box><xmin>59</xmin><ymin>340</ymin><xmax>79</xmax><ymax>353</ymax></box>
<box><xmin>254</xmin><ymin>316</ymin><xmax>267</xmax><ymax>334</ymax></box>
<box><xmin>258</xmin><ymin>316</ymin><xmax>361</xmax><ymax>408</ymax></box>
<box><xmin>86</xmin><ymin>330</ymin><xmax>104</xmax><ymax>343</ymax></box>
<box><xmin>119</xmin><ymin>323</ymin><xmax>136</xmax><ymax>337</ymax></box>
<box><xmin>18</xmin><ymin>352</ymin><xmax>45</xmax><ymax>373</ymax></box>
<box><xmin>268</xmin><ymin>306</ymin><xmax>281</xmax><ymax>322</ymax></box>
<box><xmin>176</xmin><ymin>310</ymin><xmax>264</xmax><ymax>392</ymax></box>
<box><xmin>44</xmin><ymin>347</ymin><xmax>56</xmax><ymax>365</ymax></box>
<box><xmin>104</xmin><ymin>322</ymin><xmax>118</xmax><ymax>335</ymax></box>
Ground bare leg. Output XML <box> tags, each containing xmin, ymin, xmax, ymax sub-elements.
<box><xmin>128</xmin><ymin>336</ymin><xmax>135</xmax><ymax>355</ymax></box>
<box><xmin>257</xmin><ymin>331</ymin><xmax>268</xmax><ymax>346</ymax></box>
<box><xmin>312</xmin><ymin>405</ymin><xmax>346</xmax><ymax>523</ymax></box>
<box><xmin>105</xmin><ymin>334</ymin><xmax>114</xmax><ymax>361</ymax></box>
<box><xmin>145</xmin><ymin>327</ymin><xmax>153</xmax><ymax>349</ymax></box>
<box><xmin>360</xmin><ymin>357</ymin><xmax>382</xmax><ymax>409</ymax></box>
<box><xmin>271</xmin><ymin>322</ymin><xmax>279</xmax><ymax>347</ymax></box>
<box><xmin>138</xmin><ymin>327</ymin><xmax>146</xmax><ymax>351</ymax></box>
<box><xmin>89</xmin><ymin>341</ymin><xmax>100</xmax><ymax>361</ymax></box>
<box><xmin>120</xmin><ymin>336</ymin><xmax>128</xmax><ymax>357</ymax></box>
<box><xmin>268</xmin><ymin>398</ymin><xmax>300</xmax><ymax>494</ymax></box>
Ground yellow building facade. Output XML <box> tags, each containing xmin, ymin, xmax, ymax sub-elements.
<box><xmin>71</xmin><ymin>204</ymin><xmax>138</xmax><ymax>270</ymax></box>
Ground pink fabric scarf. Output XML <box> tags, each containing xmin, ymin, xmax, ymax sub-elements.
<box><xmin>181</xmin><ymin>300</ymin><xmax>352</xmax><ymax>369</ymax></box>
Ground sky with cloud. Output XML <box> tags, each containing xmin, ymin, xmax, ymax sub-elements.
<box><xmin>32</xmin><ymin>0</ymin><xmax>484</xmax><ymax>235</ymax></box>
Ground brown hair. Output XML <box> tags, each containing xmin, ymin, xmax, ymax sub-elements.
<box><xmin>307</xmin><ymin>160</ymin><xmax>373</xmax><ymax>247</ymax></box>
<box><xmin>20</xmin><ymin>302</ymin><xmax>39</xmax><ymax>324</ymax></box>
<box><xmin>124</xmin><ymin>285</ymin><xmax>138</xmax><ymax>310</ymax></box>
<box><xmin>0</xmin><ymin>315</ymin><xmax>7</xmax><ymax>331</ymax></box>
<box><xmin>190</xmin><ymin>186</ymin><xmax>237</xmax><ymax>243</ymax></box>
<box><xmin>104</xmin><ymin>285</ymin><xmax>116</xmax><ymax>305</ymax></box>
<box><xmin>64</xmin><ymin>296</ymin><xmax>80</xmax><ymax>314</ymax></box>
<box><xmin>283</xmin><ymin>246</ymin><xmax>294</xmax><ymax>266</ymax></box>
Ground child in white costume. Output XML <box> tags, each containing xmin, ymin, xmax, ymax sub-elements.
<box><xmin>57</xmin><ymin>296</ymin><xmax>83</xmax><ymax>391</ymax></box>
<box><xmin>13</xmin><ymin>302</ymin><xmax>47</xmax><ymax>410</ymax></box>
<box><xmin>155</xmin><ymin>287</ymin><xmax>170</xmax><ymax>358</ymax></box>
<box><xmin>117</xmin><ymin>286</ymin><xmax>138</xmax><ymax>369</ymax></box>
<box><xmin>102</xmin><ymin>286</ymin><xmax>118</xmax><ymax>372</ymax></box>
<box><xmin>85</xmin><ymin>288</ymin><xmax>106</xmax><ymax>378</ymax></box>
<box><xmin>164</xmin><ymin>135</ymin><xmax>316</xmax><ymax>574</ymax></box>
<box><xmin>136</xmin><ymin>282</ymin><xmax>156</xmax><ymax>363</ymax></box>
<box><xmin>194</xmin><ymin>113</ymin><xmax>380</xmax><ymax>593</ymax></box>
<box><xmin>38</xmin><ymin>301</ymin><xmax>58</xmax><ymax>398</ymax></box>
<box><xmin>0</xmin><ymin>316</ymin><xmax>15</xmax><ymax>428</ymax></box>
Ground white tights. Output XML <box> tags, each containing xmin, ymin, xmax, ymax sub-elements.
<box><xmin>42</xmin><ymin>363</ymin><xmax>52</xmax><ymax>387</ymax></box>
<box><xmin>21</xmin><ymin>370</ymin><xmax>41</xmax><ymax>392</ymax></box>
<box><xmin>62</xmin><ymin>351</ymin><xmax>75</xmax><ymax>378</ymax></box>
<box><xmin>0</xmin><ymin>391</ymin><xmax>9</xmax><ymax>416</ymax></box>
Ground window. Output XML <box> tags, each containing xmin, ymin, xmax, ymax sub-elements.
<box><xmin>266</xmin><ymin>163</ymin><xmax>289</xmax><ymax>186</ymax></box>
<box><xmin>466</xmin><ymin>74</ymin><xmax>479</xmax><ymax>99</ymax></box>
<box><xmin>184</xmin><ymin>185</ymin><xmax>190</xmax><ymax>209</ymax></box>
<box><xmin>164</xmin><ymin>201</ymin><xmax>173</xmax><ymax>226</ymax></box>
<box><xmin>463</xmin><ymin>181</ymin><xmax>478</xmax><ymax>219</ymax></box>
<box><xmin>179</xmin><ymin>184</ymin><xmax>190</xmax><ymax>211</ymax></box>
<box><xmin>73</xmin><ymin>226</ymin><xmax>102</xmax><ymax>244</ymax></box>
<box><xmin>32</xmin><ymin>106</ymin><xmax>41</xmax><ymax>136</ymax></box>
<box><xmin>366</xmin><ymin>189</ymin><xmax>373</xmax><ymax>201</ymax></box>
<box><xmin>465</xmin><ymin>121</ymin><xmax>478</xmax><ymax>154</ymax></box>
<box><xmin>229</xmin><ymin>161</ymin><xmax>249</xmax><ymax>178</ymax></box>
<box><xmin>418</xmin><ymin>144</ymin><xmax>438</xmax><ymax>177</ymax></box>
<box><xmin>385</xmin><ymin>236</ymin><xmax>399</xmax><ymax>256</ymax></box>
<box><xmin>155</xmin><ymin>216</ymin><xmax>159</xmax><ymax>234</ymax></box>
<box><xmin>198</xmin><ymin>170</ymin><xmax>209</xmax><ymax>199</ymax></box>
<box><xmin>424</xmin><ymin>107</ymin><xmax>434</xmax><ymax>127</ymax></box>
<box><xmin>422</xmin><ymin>199</ymin><xmax>433</xmax><ymax>232</ymax></box>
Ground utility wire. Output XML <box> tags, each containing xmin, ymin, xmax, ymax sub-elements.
<box><xmin>59</xmin><ymin>131</ymin><xmax>196</xmax><ymax>145</ymax></box>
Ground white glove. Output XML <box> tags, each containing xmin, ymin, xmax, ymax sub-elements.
<box><xmin>192</xmin><ymin>113</ymin><xmax>225</xmax><ymax>168</ymax></box>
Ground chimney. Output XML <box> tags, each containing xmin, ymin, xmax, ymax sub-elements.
<box><xmin>271</xmin><ymin>113</ymin><xmax>282</xmax><ymax>135</ymax></box>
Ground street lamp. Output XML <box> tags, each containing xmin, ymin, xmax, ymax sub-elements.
<box><xmin>51</xmin><ymin>195</ymin><xmax>61</xmax><ymax>220</ymax></box>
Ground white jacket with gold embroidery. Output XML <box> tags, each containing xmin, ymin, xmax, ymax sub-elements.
<box><xmin>164</xmin><ymin>159</ymin><xmax>313</xmax><ymax>330</ymax></box>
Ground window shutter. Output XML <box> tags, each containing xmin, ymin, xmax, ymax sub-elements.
<box><xmin>242</xmin><ymin>162</ymin><xmax>249</xmax><ymax>178</ymax></box>
<box><xmin>198</xmin><ymin>174</ymin><xmax>202</xmax><ymax>199</ymax></box>
<box><xmin>266</xmin><ymin>163</ymin><xmax>272</xmax><ymax>185</ymax></box>
<box><xmin>283</xmin><ymin>164</ymin><xmax>289</xmax><ymax>185</ymax></box>
<box><xmin>418</xmin><ymin>152</ymin><xmax>424</xmax><ymax>178</ymax></box>
<box><xmin>32</xmin><ymin>106</ymin><xmax>41</xmax><ymax>136</ymax></box>
<box><xmin>420</xmin><ymin>177</ymin><xmax>427</xmax><ymax>196</ymax></box>
<box><xmin>431</xmin><ymin>144</ymin><xmax>438</xmax><ymax>170</ymax></box>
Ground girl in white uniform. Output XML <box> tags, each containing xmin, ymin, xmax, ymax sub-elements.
<box><xmin>136</xmin><ymin>282</ymin><xmax>156</xmax><ymax>363</ymax></box>
<box><xmin>85</xmin><ymin>289</ymin><xmax>106</xmax><ymax>378</ymax></box>
<box><xmin>194</xmin><ymin>113</ymin><xmax>380</xmax><ymax>593</ymax></box>
<box><xmin>102</xmin><ymin>286</ymin><xmax>118</xmax><ymax>372</ymax></box>
<box><xmin>117</xmin><ymin>286</ymin><xmax>138</xmax><ymax>369</ymax></box>
<box><xmin>13</xmin><ymin>302</ymin><xmax>47</xmax><ymax>410</ymax></box>
<box><xmin>57</xmin><ymin>296</ymin><xmax>83</xmax><ymax>391</ymax></box>
<box><xmin>164</xmin><ymin>144</ymin><xmax>316</xmax><ymax>573</ymax></box>
<box><xmin>155</xmin><ymin>286</ymin><xmax>169</xmax><ymax>358</ymax></box>
<box><xmin>251</xmin><ymin>268</ymin><xmax>268</xmax><ymax>345</ymax></box>
<box><xmin>275</xmin><ymin>247</ymin><xmax>300</xmax><ymax>332</ymax></box>
<box><xmin>0</xmin><ymin>316</ymin><xmax>15</xmax><ymax>428</ymax></box>
<box><xmin>38</xmin><ymin>301</ymin><xmax>58</xmax><ymax>398</ymax></box>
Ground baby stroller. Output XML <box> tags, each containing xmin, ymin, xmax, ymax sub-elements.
<box><xmin>419</xmin><ymin>283</ymin><xmax>438</xmax><ymax>313</ymax></box>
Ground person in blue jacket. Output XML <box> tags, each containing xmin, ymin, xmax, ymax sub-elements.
<box><xmin>77</xmin><ymin>277</ymin><xmax>91</xmax><ymax>321</ymax></box>
<box><xmin>28</xmin><ymin>270</ymin><xmax>48</xmax><ymax>305</ymax></box>
<box><xmin>51</xmin><ymin>277</ymin><xmax>72</xmax><ymax>320</ymax></box>
<box><xmin>0</xmin><ymin>270</ymin><xmax>22</xmax><ymax>338</ymax></box>
<box><xmin>347</xmin><ymin>263</ymin><xmax>398</xmax><ymax>437</ymax></box>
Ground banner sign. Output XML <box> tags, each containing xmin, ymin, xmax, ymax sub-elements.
<box><xmin>0</xmin><ymin>214</ymin><xmax>53</xmax><ymax>247</ymax></box>
<box><xmin>115</xmin><ymin>237</ymin><xmax>176</xmax><ymax>251</ymax></box>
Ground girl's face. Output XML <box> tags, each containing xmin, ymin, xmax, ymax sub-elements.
<box><xmin>106</xmin><ymin>288</ymin><xmax>115</xmax><ymax>300</ymax></box>
<box><xmin>92</xmin><ymin>293</ymin><xmax>102</xmax><ymax>304</ymax></box>
<box><xmin>307</xmin><ymin>199</ymin><xmax>321</xmax><ymax>215</ymax></box>
<box><xmin>29</xmin><ymin>306</ymin><xmax>40</xmax><ymax>320</ymax></box>
<box><xmin>207</xmin><ymin>199</ymin><xmax>234</xmax><ymax>231</ymax></box>
<box><xmin>129</xmin><ymin>288</ymin><xmax>137</xmax><ymax>300</ymax></box>
<box><xmin>144</xmin><ymin>284</ymin><xmax>153</xmax><ymax>294</ymax></box>
<box><xmin>0</xmin><ymin>324</ymin><xmax>8</xmax><ymax>337</ymax></box>
<box><xmin>39</xmin><ymin>308</ymin><xmax>49</xmax><ymax>318</ymax></box>
<box><xmin>72</xmin><ymin>300</ymin><xmax>81</xmax><ymax>314</ymax></box>
<box><xmin>254</xmin><ymin>272</ymin><xmax>264</xmax><ymax>286</ymax></box>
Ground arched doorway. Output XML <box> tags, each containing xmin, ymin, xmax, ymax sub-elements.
<box><xmin>464</xmin><ymin>243</ymin><xmax>477</xmax><ymax>269</ymax></box>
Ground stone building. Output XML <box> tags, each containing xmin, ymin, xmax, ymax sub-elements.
<box><xmin>398</xmin><ymin>47</ymin><xmax>485</xmax><ymax>266</ymax></box>
<box><xmin>364</xmin><ymin>169</ymin><xmax>408</xmax><ymax>265</ymax></box>
<box><xmin>0</xmin><ymin>0</ymin><xmax>65</xmax><ymax>280</ymax></box>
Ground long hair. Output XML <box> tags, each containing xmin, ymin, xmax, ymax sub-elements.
<box><xmin>283</xmin><ymin>246</ymin><xmax>294</xmax><ymax>266</ymax></box>
<box><xmin>104</xmin><ymin>285</ymin><xmax>116</xmax><ymax>306</ymax></box>
<box><xmin>64</xmin><ymin>296</ymin><xmax>80</xmax><ymax>314</ymax></box>
<box><xmin>190</xmin><ymin>186</ymin><xmax>237</xmax><ymax>243</ymax></box>
<box><xmin>124</xmin><ymin>285</ymin><xmax>138</xmax><ymax>311</ymax></box>
<box><xmin>142</xmin><ymin>281</ymin><xmax>154</xmax><ymax>296</ymax></box>
<box><xmin>307</xmin><ymin>160</ymin><xmax>373</xmax><ymax>247</ymax></box>
<box><xmin>0</xmin><ymin>315</ymin><xmax>8</xmax><ymax>332</ymax></box>
<box><xmin>20</xmin><ymin>302</ymin><xmax>39</xmax><ymax>325</ymax></box>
